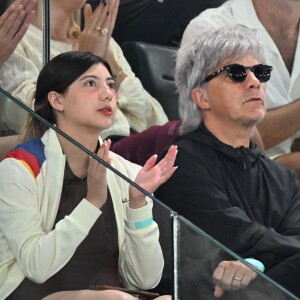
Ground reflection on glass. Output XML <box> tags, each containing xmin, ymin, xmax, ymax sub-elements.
<box><xmin>177</xmin><ymin>216</ymin><xmax>299</xmax><ymax>300</ymax></box>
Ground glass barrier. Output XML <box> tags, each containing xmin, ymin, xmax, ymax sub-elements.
<box><xmin>175</xmin><ymin>215</ymin><xmax>300</xmax><ymax>300</ymax></box>
<box><xmin>0</xmin><ymin>1</ymin><xmax>299</xmax><ymax>300</ymax></box>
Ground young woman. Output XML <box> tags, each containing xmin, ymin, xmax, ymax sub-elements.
<box><xmin>0</xmin><ymin>51</ymin><xmax>177</xmax><ymax>300</ymax></box>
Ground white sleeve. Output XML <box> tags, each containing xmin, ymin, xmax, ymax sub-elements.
<box><xmin>108</xmin><ymin>154</ymin><xmax>164</xmax><ymax>290</ymax></box>
<box><xmin>0</xmin><ymin>46</ymin><xmax>38</xmax><ymax>131</ymax></box>
<box><xmin>119</xmin><ymin>200</ymin><xmax>164</xmax><ymax>290</ymax></box>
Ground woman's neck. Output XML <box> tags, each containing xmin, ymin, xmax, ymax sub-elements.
<box><xmin>31</xmin><ymin>3</ymin><xmax>74</xmax><ymax>43</ymax></box>
<box><xmin>58</xmin><ymin>131</ymin><xmax>100</xmax><ymax>178</ymax></box>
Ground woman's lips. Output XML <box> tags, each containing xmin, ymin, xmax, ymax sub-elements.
<box><xmin>97</xmin><ymin>106</ymin><xmax>113</xmax><ymax>116</ymax></box>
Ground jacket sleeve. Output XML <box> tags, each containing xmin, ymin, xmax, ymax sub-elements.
<box><xmin>0</xmin><ymin>46</ymin><xmax>37</xmax><ymax>132</ymax></box>
<box><xmin>0</xmin><ymin>158</ymin><xmax>101</xmax><ymax>283</ymax></box>
<box><xmin>111</xmin><ymin>155</ymin><xmax>164</xmax><ymax>290</ymax></box>
<box><xmin>109</xmin><ymin>38</ymin><xmax>169</xmax><ymax>132</ymax></box>
<box><xmin>120</xmin><ymin>202</ymin><xmax>164</xmax><ymax>290</ymax></box>
<box><xmin>155</xmin><ymin>146</ymin><xmax>300</xmax><ymax>270</ymax></box>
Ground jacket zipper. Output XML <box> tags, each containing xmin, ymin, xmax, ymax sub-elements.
<box><xmin>240</xmin><ymin>147</ymin><xmax>247</xmax><ymax>170</ymax></box>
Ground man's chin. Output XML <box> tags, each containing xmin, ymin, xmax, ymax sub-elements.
<box><xmin>241</xmin><ymin>115</ymin><xmax>265</xmax><ymax>127</ymax></box>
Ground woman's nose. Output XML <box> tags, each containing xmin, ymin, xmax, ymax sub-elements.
<box><xmin>101</xmin><ymin>85</ymin><xmax>113</xmax><ymax>101</ymax></box>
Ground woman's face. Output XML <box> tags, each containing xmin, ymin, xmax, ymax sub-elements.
<box><xmin>56</xmin><ymin>63</ymin><xmax>117</xmax><ymax>134</ymax></box>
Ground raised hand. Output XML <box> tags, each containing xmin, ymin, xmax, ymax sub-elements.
<box><xmin>0</xmin><ymin>0</ymin><xmax>36</xmax><ymax>67</ymax></box>
<box><xmin>78</xmin><ymin>0</ymin><xmax>118</xmax><ymax>58</ymax></box>
<box><xmin>129</xmin><ymin>145</ymin><xmax>178</xmax><ymax>209</ymax></box>
<box><xmin>86</xmin><ymin>139</ymin><xmax>112</xmax><ymax>209</ymax></box>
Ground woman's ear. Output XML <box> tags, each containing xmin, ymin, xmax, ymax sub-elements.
<box><xmin>191</xmin><ymin>88</ymin><xmax>210</xmax><ymax>110</ymax></box>
<box><xmin>48</xmin><ymin>92</ymin><xmax>64</xmax><ymax>112</ymax></box>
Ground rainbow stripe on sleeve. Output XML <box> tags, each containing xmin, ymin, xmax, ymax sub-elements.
<box><xmin>2</xmin><ymin>138</ymin><xmax>46</xmax><ymax>179</ymax></box>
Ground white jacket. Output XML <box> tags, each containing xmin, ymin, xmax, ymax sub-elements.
<box><xmin>0</xmin><ymin>129</ymin><xmax>164</xmax><ymax>299</ymax></box>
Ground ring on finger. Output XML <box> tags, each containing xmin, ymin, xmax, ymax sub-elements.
<box><xmin>233</xmin><ymin>277</ymin><xmax>242</xmax><ymax>281</ymax></box>
<box><xmin>94</xmin><ymin>26</ymin><xmax>101</xmax><ymax>31</ymax></box>
<box><xmin>101</xmin><ymin>28</ymin><xmax>109</xmax><ymax>35</ymax></box>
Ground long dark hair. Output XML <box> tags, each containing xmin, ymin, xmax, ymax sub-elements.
<box><xmin>22</xmin><ymin>51</ymin><xmax>112</xmax><ymax>141</ymax></box>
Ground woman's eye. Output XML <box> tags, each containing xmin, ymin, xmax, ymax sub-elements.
<box><xmin>85</xmin><ymin>80</ymin><xmax>96</xmax><ymax>87</ymax></box>
<box><xmin>108</xmin><ymin>82</ymin><xmax>116</xmax><ymax>89</ymax></box>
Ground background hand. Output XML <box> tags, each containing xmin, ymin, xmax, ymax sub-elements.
<box><xmin>0</xmin><ymin>0</ymin><xmax>36</xmax><ymax>66</ymax></box>
<box><xmin>129</xmin><ymin>145</ymin><xmax>178</xmax><ymax>208</ymax></box>
<box><xmin>78</xmin><ymin>0</ymin><xmax>119</xmax><ymax>58</ymax></box>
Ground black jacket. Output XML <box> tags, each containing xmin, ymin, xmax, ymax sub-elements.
<box><xmin>156</xmin><ymin>123</ymin><xmax>300</xmax><ymax>270</ymax></box>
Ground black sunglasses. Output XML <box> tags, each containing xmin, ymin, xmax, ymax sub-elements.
<box><xmin>204</xmin><ymin>64</ymin><xmax>273</xmax><ymax>83</ymax></box>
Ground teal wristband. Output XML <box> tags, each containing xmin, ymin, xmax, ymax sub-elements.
<box><xmin>125</xmin><ymin>217</ymin><xmax>153</xmax><ymax>230</ymax></box>
<box><xmin>244</xmin><ymin>258</ymin><xmax>265</xmax><ymax>272</ymax></box>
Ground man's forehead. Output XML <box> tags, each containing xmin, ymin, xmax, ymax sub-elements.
<box><xmin>214</xmin><ymin>54</ymin><xmax>260</xmax><ymax>69</ymax></box>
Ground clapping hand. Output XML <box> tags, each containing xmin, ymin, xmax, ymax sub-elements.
<box><xmin>129</xmin><ymin>145</ymin><xmax>178</xmax><ymax>209</ymax></box>
<box><xmin>86</xmin><ymin>139</ymin><xmax>112</xmax><ymax>209</ymax></box>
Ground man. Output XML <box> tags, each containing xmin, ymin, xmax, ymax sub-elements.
<box><xmin>181</xmin><ymin>0</ymin><xmax>300</xmax><ymax>179</ymax></box>
<box><xmin>155</xmin><ymin>25</ymin><xmax>300</xmax><ymax>297</ymax></box>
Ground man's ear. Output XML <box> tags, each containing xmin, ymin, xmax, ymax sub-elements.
<box><xmin>48</xmin><ymin>92</ymin><xmax>64</xmax><ymax>112</ymax></box>
<box><xmin>191</xmin><ymin>88</ymin><xmax>210</xmax><ymax>110</ymax></box>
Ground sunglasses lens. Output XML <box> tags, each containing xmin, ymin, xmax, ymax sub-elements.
<box><xmin>254</xmin><ymin>65</ymin><xmax>272</xmax><ymax>82</ymax></box>
<box><xmin>228</xmin><ymin>65</ymin><xmax>247</xmax><ymax>82</ymax></box>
